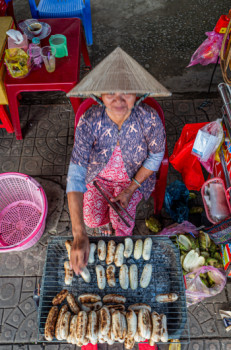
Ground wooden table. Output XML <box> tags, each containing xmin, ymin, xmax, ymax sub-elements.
<box><xmin>4</xmin><ymin>18</ymin><xmax>91</xmax><ymax>140</ymax></box>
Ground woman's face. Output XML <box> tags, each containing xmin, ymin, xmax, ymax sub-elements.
<box><xmin>101</xmin><ymin>93</ymin><xmax>136</xmax><ymax>119</ymax></box>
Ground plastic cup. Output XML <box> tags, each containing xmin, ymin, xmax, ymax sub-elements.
<box><xmin>41</xmin><ymin>46</ymin><xmax>56</xmax><ymax>73</ymax></box>
<box><xmin>49</xmin><ymin>34</ymin><xmax>68</xmax><ymax>58</ymax></box>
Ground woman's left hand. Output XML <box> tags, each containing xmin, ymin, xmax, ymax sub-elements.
<box><xmin>111</xmin><ymin>188</ymin><xmax>134</xmax><ymax>208</ymax></box>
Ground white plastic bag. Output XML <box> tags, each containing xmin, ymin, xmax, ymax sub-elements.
<box><xmin>192</xmin><ymin>119</ymin><xmax>223</xmax><ymax>162</ymax></box>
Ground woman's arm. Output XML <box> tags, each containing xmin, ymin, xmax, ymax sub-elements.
<box><xmin>67</xmin><ymin>191</ymin><xmax>90</xmax><ymax>275</ymax></box>
<box><xmin>111</xmin><ymin>166</ymin><xmax>154</xmax><ymax>208</ymax></box>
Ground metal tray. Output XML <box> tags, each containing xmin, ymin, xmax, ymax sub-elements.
<box><xmin>37</xmin><ymin>235</ymin><xmax>190</xmax><ymax>344</ymax></box>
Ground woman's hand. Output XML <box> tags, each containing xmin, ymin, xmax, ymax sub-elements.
<box><xmin>70</xmin><ymin>230</ymin><xmax>90</xmax><ymax>275</ymax></box>
<box><xmin>111</xmin><ymin>187</ymin><xmax>134</xmax><ymax>208</ymax></box>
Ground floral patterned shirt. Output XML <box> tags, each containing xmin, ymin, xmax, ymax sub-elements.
<box><xmin>70</xmin><ymin>103</ymin><xmax>166</xmax><ymax>200</ymax></box>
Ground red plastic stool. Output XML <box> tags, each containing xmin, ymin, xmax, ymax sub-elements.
<box><xmin>0</xmin><ymin>105</ymin><xmax>14</xmax><ymax>133</ymax></box>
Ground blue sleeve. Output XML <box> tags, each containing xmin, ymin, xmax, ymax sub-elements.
<box><xmin>142</xmin><ymin>151</ymin><xmax>165</xmax><ymax>171</ymax></box>
<box><xmin>66</xmin><ymin>161</ymin><xmax>87</xmax><ymax>193</ymax></box>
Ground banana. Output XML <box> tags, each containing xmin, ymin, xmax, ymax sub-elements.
<box><xmin>138</xmin><ymin>309</ymin><xmax>151</xmax><ymax>340</ymax></box>
<box><xmin>87</xmin><ymin>311</ymin><xmax>98</xmax><ymax>345</ymax></box>
<box><xmin>124</xmin><ymin>237</ymin><xmax>133</xmax><ymax>258</ymax></box>
<box><xmin>114</xmin><ymin>243</ymin><xmax>124</xmax><ymax>267</ymax></box>
<box><xmin>134</xmin><ymin>239</ymin><xmax>143</xmax><ymax>260</ymax></box>
<box><xmin>106</xmin><ymin>240</ymin><xmax>116</xmax><ymax>265</ymax></box>
<box><xmin>156</xmin><ymin>293</ymin><xmax>178</xmax><ymax>303</ymax></box>
<box><xmin>64</xmin><ymin>260</ymin><xmax>73</xmax><ymax>285</ymax></box>
<box><xmin>140</xmin><ymin>263</ymin><xmax>152</xmax><ymax>288</ymax></box>
<box><xmin>129</xmin><ymin>264</ymin><xmax>138</xmax><ymax>290</ymax></box>
<box><xmin>76</xmin><ymin>311</ymin><xmax>88</xmax><ymax>343</ymax></box>
<box><xmin>88</xmin><ymin>243</ymin><xmax>97</xmax><ymax>264</ymax></box>
<box><xmin>160</xmin><ymin>314</ymin><xmax>168</xmax><ymax>342</ymax></box>
<box><xmin>142</xmin><ymin>237</ymin><xmax>152</xmax><ymax>260</ymax></box>
<box><xmin>126</xmin><ymin>310</ymin><xmax>137</xmax><ymax>339</ymax></box>
<box><xmin>119</xmin><ymin>264</ymin><xmax>129</xmax><ymax>289</ymax></box>
<box><xmin>96</xmin><ymin>265</ymin><xmax>106</xmax><ymax>289</ymax></box>
<box><xmin>98</xmin><ymin>240</ymin><xmax>106</xmax><ymax>261</ymax></box>
<box><xmin>60</xmin><ymin>311</ymin><xmax>71</xmax><ymax>340</ymax></box>
<box><xmin>106</xmin><ymin>264</ymin><xmax>116</xmax><ymax>287</ymax></box>
<box><xmin>55</xmin><ymin>305</ymin><xmax>68</xmax><ymax>340</ymax></box>
<box><xmin>66</xmin><ymin>293</ymin><xmax>80</xmax><ymax>314</ymax></box>
<box><xmin>80</xmin><ymin>266</ymin><xmax>91</xmax><ymax>283</ymax></box>
<box><xmin>44</xmin><ymin>306</ymin><xmax>59</xmax><ymax>341</ymax></box>
<box><xmin>150</xmin><ymin>311</ymin><xmax>161</xmax><ymax>342</ymax></box>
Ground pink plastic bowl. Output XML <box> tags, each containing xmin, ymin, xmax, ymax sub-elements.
<box><xmin>0</xmin><ymin>172</ymin><xmax>48</xmax><ymax>252</ymax></box>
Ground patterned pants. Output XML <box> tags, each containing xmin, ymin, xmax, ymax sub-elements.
<box><xmin>83</xmin><ymin>146</ymin><xmax>143</xmax><ymax>236</ymax></box>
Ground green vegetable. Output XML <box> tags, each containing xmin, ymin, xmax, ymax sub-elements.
<box><xmin>200</xmin><ymin>276</ymin><xmax>210</xmax><ymax>288</ymax></box>
<box><xmin>199</xmin><ymin>231</ymin><xmax>211</xmax><ymax>251</ymax></box>
<box><xmin>212</xmin><ymin>252</ymin><xmax>223</xmax><ymax>263</ymax></box>
<box><xmin>207</xmin><ymin>271</ymin><xmax>216</xmax><ymax>287</ymax></box>
<box><xmin>185</xmin><ymin>234</ymin><xmax>197</xmax><ymax>249</ymax></box>
<box><xmin>199</xmin><ymin>273</ymin><xmax>208</xmax><ymax>279</ymax></box>
<box><xmin>189</xmin><ymin>192</ymin><xmax>197</xmax><ymax>200</ymax></box>
<box><xmin>215</xmin><ymin>262</ymin><xmax>223</xmax><ymax>269</ymax></box>
<box><xmin>209</xmin><ymin>241</ymin><xmax>217</xmax><ymax>254</ymax></box>
<box><xmin>178</xmin><ymin>235</ymin><xmax>192</xmax><ymax>252</ymax></box>
<box><xmin>206</xmin><ymin>258</ymin><xmax>218</xmax><ymax>267</ymax></box>
<box><xmin>145</xmin><ymin>217</ymin><xmax>161</xmax><ymax>233</ymax></box>
<box><xmin>200</xmin><ymin>251</ymin><xmax>210</xmax><ymax>259</ymax></box>
<box><xmin>183</xmin><ymin>250</ymin><xmax>205</xmax><ymax>272</ymax></box>
<box><xmin>189</xmin><ymin>206</ymin><xmax>203</xmax><ymax>214</ymax></box>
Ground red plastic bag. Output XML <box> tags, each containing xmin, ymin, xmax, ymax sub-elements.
<box><xmin>169</xmin><ymin>123</ymin><xmax>208</xmax><ymax>191</ymax></box>
<box><xmin>187</xmin><ymin>31</ymin><xmax>224</xmax><ymax>67</ymax></box>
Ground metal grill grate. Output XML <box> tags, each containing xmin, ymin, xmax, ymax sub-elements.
<box><xmin>37</xmin><ymin>235</ymin><xmax>190</xmax><ymax>344</ymax></box>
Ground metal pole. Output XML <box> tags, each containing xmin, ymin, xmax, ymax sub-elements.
<box><xmin>218</xmin><ymin>83</ymin><xmax>231</xmax><ymax>126</ymax></box>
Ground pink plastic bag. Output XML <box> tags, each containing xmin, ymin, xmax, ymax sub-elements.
<box><xmin>159</xmin><ymin>221</ymin><xmax>199</xmax><ymax>237</ymax></box>
<box><xmin>185</xmin><ymin>266</ymin><xmax>226</xmax><ymax>307</ymax></box>
<box><xmin>187</xmin><ymin>31</ymin><xmax>224</xmax><ymax>67</ymax></box>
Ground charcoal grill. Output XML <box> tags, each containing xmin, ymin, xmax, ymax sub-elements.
<box><xmin>37</xmin><ymin>235</ymin><xmax>190</xmax><ymax>344</ymax></box>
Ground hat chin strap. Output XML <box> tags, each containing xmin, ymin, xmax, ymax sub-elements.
<box><xmin>90</xmin><ymin>94</ymin><xmax>104</xmax><ymax>106</ymax></box>
<box><xmin>90</xmin><ymin>93</ymin><xmax>150</xmax><ymax>106</ymax></box>
<box><xmin>135</xmin><ymin>93</ymin><xmax>150</xmax><ymax>106</ymax></box>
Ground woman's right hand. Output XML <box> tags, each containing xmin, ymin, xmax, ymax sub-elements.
<box><xmin>70</xmin><ymin>230</ymin><xmax>90</xmax><ymax>275</ymax></box>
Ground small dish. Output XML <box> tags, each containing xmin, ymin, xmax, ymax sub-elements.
<box><xmin>27</xmin><ymin>22</ymin><xmax>42</xmax><ymax>36</ymax></box>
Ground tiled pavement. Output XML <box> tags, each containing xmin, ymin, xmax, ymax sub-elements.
<box><xmin>0</xmin><ymin>95</ymin><xmax>231</xmax><ymax>349</ymax></box>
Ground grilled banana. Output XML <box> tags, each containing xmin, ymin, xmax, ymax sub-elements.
<box><xmin>98</xmin><ymin>240</ymin><xmax>106</xmax><ymax>261</ymax></box>
<box><xmin>87</xmin><ymin>311</ymin><xmax>98</xmax><ymax>345</ymax></box>
<box><xmin>96</xmin><ymin>265</ymin><xmax>106</xmax><ymax>289</ymax></box>
<box><xmin>52</xmin><ymin>289</ymin><xmax>68</xmax><ymax>305</ymax></box>
<box><xmin>142</xmin><ymin>237</ymin><xmax>152</xmax><ymax>260</ymax></box>
<box><xmin>106</xmin><ymin>264</ymin><xmax>116</xmax><ymax>287</ymax></box>
<box><xmin>106</xmin><ymin>240</ymin><xmax>116</xmax><ymax>265</ymax></box>
<box><xmin>103</xmin><ymin>294</ymin><xmax>126</xmax><ymax>304</ymax></box>
<box><xmin>60</xmin><ymin>311</ymin><xmax>71</xmax><ymax>340</ymax></box>
<box><xmin>44</xmin><ymin>306</ymin><xmax>59</xmax><ymax>341</ymax></box>
<box><xmin>114</xmin><ymin>243</ymin><xmax>124</xmax><ymax>267</ymax></box>
<box><xmin>88</xmin><ymin>243</ymin><xmax>97</xmax><ymax>264</ymax></box>
<box><xmin>160</xmin><ymin>314</ymin><xmax>168</xmax><ymax>342</ymax></box>
<box><xmin>156</xmin><ymin>293</ymin><xmax>178</xmax><ymax>303</ymax></box>
<box><xmin>78</xmin><ymin>293</ymin><xmax>101</xmax><ymax>304</ymax></box>
<box><xmin>80</xmin><ymin>266</ymin><xmax>91</xmax><ymax>283</ymax></box>
<box><xmin>55</xmin><ymin>305</ymin><xmax>68</xmax><ymax>340</ymax></box>
<box><xmin>124</xmin><ymin>237</ymin><xmax>133</xmax><ymax>258</ymax></box>
<box><xmin>119</xmin><ymin>264</ymin><xmax>129</xmax><ymax>289</ymax></box>
<box><xmin>150</xmin><ymin>311</ymin><xmax>161</xmax><ymax>342</ymax></box>
<box><xmin>138</xmin><ymin>308</ymin><xmax>151</xmax><ymax>340</ymax></box>
<box><xmin>126</xmin><ymin>310</ymin><xmax>137</xmax><ymax>339</ymax></box>
<box><xmin>66</xmin><ymin>293</ymin><xmax>80</xmax><ymax>314</ymax></box>
<box><xmin>64</xmin><ymin>260</ymin><xmax>73</xmax><ymax>285</ymax></box>
<box><xmin>134</xmin><ymin>239</ymin><xmax>143</xmax><ymax>260</ymax></box>
<box><xmin>140</xmin><ymin>263</ymin><xmax>152</xmax><ymax>288</ymax></box>
<box><xmin>129</xmin><ymin>264</ymin><xmax>138</xmax><ymax>290</ymax></box>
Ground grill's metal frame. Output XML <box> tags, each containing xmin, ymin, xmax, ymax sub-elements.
<box><xmin>37</xmin><ymin>235</ymin><xmax>190</xmax><ymax>344</ymax></box>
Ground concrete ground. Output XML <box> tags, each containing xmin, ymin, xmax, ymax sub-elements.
<box><xmin>1</xmin><ymin>0</ymin><xmax>231</xmax><ymax>349</ymax></box>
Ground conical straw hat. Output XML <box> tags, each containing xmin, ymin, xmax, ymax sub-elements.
<box><xmin>67</xmin><ymin>47</ymin><xmax>171</xmax><ymax>98</ymax></box>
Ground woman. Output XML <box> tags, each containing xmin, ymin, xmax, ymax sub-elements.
<box><xmin>66</xmin><ymin>47</ymin><xmax>171</xmax><ymax>274</ymax></box>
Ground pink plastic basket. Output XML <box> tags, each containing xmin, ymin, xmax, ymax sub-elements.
<box><xmin>0</xmin><ymin>172</ymin><xmax>48</xmax><ymax>252</ymax></box>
